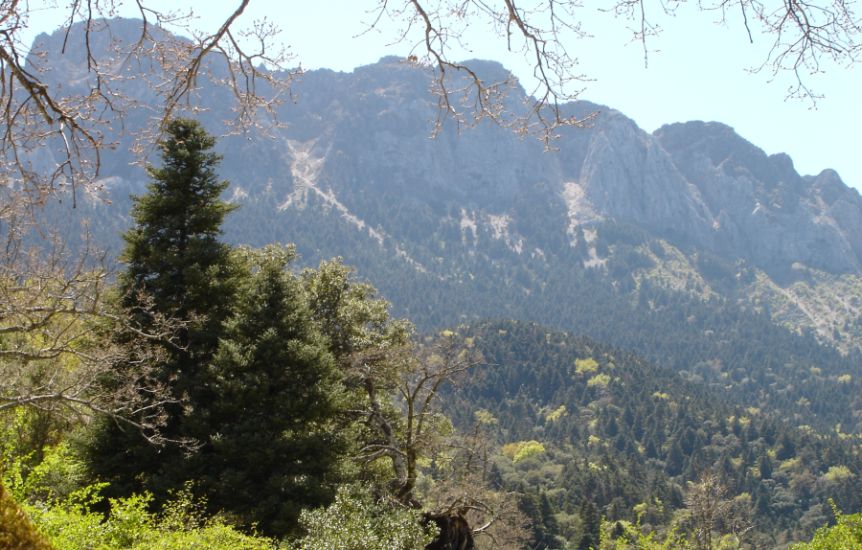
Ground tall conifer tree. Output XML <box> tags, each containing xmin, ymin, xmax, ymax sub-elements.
<box><xmin>88</xmin><ymin>119</ymin><xmax>239</xmax><ymax>498</ymax></box>
<box><xmin>201</xmin><ymin>246</ymin><xmax>344</xmax><ymax>536</ymax></box>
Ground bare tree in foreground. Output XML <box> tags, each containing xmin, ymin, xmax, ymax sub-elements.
<box><xmin>351</xmin><ymin>334</ymin><xmax>476</xmax><ymax>505</ymax></box>
<box><xmin>0</xmin><ymin>213</ymin><xmax>184</xmax><ymax>443</ymax></box>
<box><xmin>349</xmin><ymin>331</ymin><xmax>527</xmax><ymax>547</ymax></box>
<box><xmin>1</xmin><ymin>0</ymin><xmax>291</xmax><ymax>207</ymax></box>
<box><xmin>684</xmin><ymin>472</ymin><xmax>754</xmax><ymax>550</ymax></box>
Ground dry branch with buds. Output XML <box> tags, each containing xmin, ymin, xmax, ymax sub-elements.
<box><xmin>0</xmin><ymin>219</ymin><xmax>186</xmax><ymax>444</ymax></box>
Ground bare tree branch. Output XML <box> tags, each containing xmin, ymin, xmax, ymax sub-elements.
<box><xmin>0</xmin><ymin>1</ymin><xmax>294</xmax><ymax>209</ymax></box>
<box><xmin>0</xmin><ymin>216</ymin><xmax>187</xmax><ymax>445</ymax></box>
<box><xmin>0</xmin><ymin>0</ymin><xmax>858</xmax><ymax>206</ymax></box>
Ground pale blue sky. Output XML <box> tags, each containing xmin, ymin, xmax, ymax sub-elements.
<box><xmin>23</xmin><ymin>1</ymin><xmax>861</xmax><ymax>190</ymax></box>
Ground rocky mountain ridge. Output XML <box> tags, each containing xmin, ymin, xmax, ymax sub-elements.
<box><xmin>30</xmin><ymin>19</ymin><xmax>862</xmax><ymax>356</ymax></box>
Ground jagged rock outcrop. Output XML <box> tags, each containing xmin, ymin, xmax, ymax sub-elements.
<box><xmin>655</xmin><ymin>121</ymin><xmax>862</xmax><ymax>277</ymax></box>
<box><xmin>31</xmin><ymin>19</ymin><xmax>861</xmax><ymax>278</ymax></box>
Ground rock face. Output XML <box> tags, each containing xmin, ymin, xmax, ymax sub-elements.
<box><xmin>30</xmin><ymin>19</ymin><xmax>862</xmax><ymax>342</ymax></box>
<box><xmin>229</xmin><ymin>61</ymin><xmax>861</xmax><ymax>282</ymax></box>
<box><xmin>567</xmin><ymin>112</ymin><xmax>717</xmax><ymax>252</ymax></box>
<box><xmin>655</xmin><ymin>122</ymin><xmax>862</xmax><ymax>277</ymax></box>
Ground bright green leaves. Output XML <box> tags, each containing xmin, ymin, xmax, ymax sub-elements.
<box><xmin>502</xmin><ymin>440</ymin><xmax>547</xmax><ymax>463</ymax></box>
<box><xmin>792</xmin><ymin>505</ymin><xmax>862</xmax><ymax>549</ymax></box>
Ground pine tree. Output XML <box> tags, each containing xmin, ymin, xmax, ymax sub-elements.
<box><xmin>200</xmin><ymin>246</ymin><xmax>344</xmax><ymax>537</ymax></box>
<box><xmin>776</xmin><ymin>433</ymin><xmax>796</xmax><ymax>461</ymax></box>
<box><xmin>665</xmin><ymin>439</ymin><xmax>685</xmax><ymax>477</ymax></box>
<box><xmin>578</xmin><ymin>500</ymin><xmax>600</xmax><ymax>550</ymax></box>
<box><xmin>120</xmin><ymin>118</ymin><xmax>238</xmax><ymax>351</ymax></box>
<box><xmin>87</xmin><ymin>119</ymin><xmax>240</xmax><ymax>499</ymax></box>
<box><xmin>758</xmin><ymin>454</ymin><xmax>773</xmax><ymax>480</ymax></box>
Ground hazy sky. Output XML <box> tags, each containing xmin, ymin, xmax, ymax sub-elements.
<box><xmin>23</xmin><ymin>1</ymin><xmax>862</xmax><ymax>190</ymax></box>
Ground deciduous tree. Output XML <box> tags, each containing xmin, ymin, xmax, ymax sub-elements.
<box><xmin>0</xmin><ymin>218</ymin><xmax>177</xmax><ymax>450</ymax></box>
<box><xmin>302</xmin><ymin>264</ymin><xmax>526</xmax><ymax>547</ymax></box>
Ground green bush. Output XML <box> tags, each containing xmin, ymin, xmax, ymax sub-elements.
<box><xmin>290</xmin><ymin>484</ymin><xmax>434</xmax><ymax>550</ymax></box>
<box><xmin>792</xmin><ymin>506</ymin><xmax>862</xmax><ymax>550</ymax></box>
<box><xmin>24</xmin><ymin>484</ymin><xmax>276</xmax><ymax>550</ymax></box>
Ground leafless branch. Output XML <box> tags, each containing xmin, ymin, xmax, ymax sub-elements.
<box><xmin>701</xmin><ymin>0</ymin><xmax>861</xmax><ymax>101</ymax></box>
<box><xmin>366</xmin><ymin>0</ymin><xmax>594</xmax><ymax>146</ymax></box>
<box><xmin>1</xmin><ymin>1</ymin><xmax>294</xmax><ymax>211</ymax></box>
<box><xmin>0</xmin><ymin>215</ymin><xmax>186</xmax><ymax>444</ymax></box>
<box><xmin>1</xmin><ymin>0</ymin><xmax>858</xmax><ymax>206</ymax></box>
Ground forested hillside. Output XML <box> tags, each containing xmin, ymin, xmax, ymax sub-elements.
<box><xmin>29</xmin><ymin>20</ymin><xmax>862</xmax><ymax>438</ymax></box>
<box><xmin>445</xmin><ymin>320</ymin><xmax>862</xmax><ymax>547</ymax></box>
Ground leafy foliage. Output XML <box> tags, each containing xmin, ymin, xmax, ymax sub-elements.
<box><xmin>3</xmin><ymin>441</ymin><xmax>274</xmax><ymax>549</ymax></box>
<box><xmin>289</xmin><ymin>484</ymin><xmax>434</xmax><ymax>550</ymax></box>
<box><xmin>24</xmin><ymin>486</ymin><xmax>276</xmax><ymax>550</ymax></box>
<box><xmin>120</xmin><ymin>117</ymin><xmax>239</xmax><ymax>341</ymax></box>
<box><xmin>792</xmin><ymin>506</ymin><xmax>862</xmax><ymax>549</ymax></box>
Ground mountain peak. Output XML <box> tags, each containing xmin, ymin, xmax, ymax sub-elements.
<box><xmin>28</xmin><ymin>16</ymin><xmax>862</xmax><ymax>281</ymax></box>
<box><xmin>26</xmin><ymin>17</ymin><xmax>178</xmax><ymax>76</ymax></box>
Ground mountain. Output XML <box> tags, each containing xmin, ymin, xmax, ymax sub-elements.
<box><xmin>31</xmin><ymin>19</ymin><xmax>862</xmax><ymax>433</ymax></box>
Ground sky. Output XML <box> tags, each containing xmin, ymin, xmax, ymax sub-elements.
<box><xmin>22</xmin><ymin>1</ymin><xmax>862</xmax><ymax>190</ymax></box>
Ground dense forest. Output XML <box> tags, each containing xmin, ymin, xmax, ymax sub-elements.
<box><xmin>2</xmin><ymin>120</ymin><xmax>861</xmax><ymax>549</ymax></box>
<box><xmin>445</xmin><ymin>320</ymin><xmax>862</xmax><ymax>547</ymax></box>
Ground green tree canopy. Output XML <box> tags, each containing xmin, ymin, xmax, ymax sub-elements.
<box><xmin>120</xmin><ymin>117</ymin><xmax>238</xmax><ymax>339</ymax></box>
<box><xmin>200</xmin><ymin>246</ymin><xmax>345</xmax><ymax>537</ymax></box>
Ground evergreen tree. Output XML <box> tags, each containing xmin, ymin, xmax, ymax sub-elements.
<box><xmin>539</xmin><ymin>491</ymin><xmax>561</xmax><ymax>544</ymax></box>
<box><xmin>200</xmin><ymin>246</ymin><xmax>344</xmax><ymax>537</ymax></box>
<box><xmin>665</xmin><ymin>440</ymin><xmax>685</xmax><ymax>477</ymax></box>
<box><xmin>759</xmin><ymin>454</ymin><xmax>774</xmax><ymax>480</ymax></box>
<box><xmin>120</xmin><ymin>118</ymin><xmax>238</xmax><ymax>353</ymax></box>
<box><xmin>578</xmin><ymin>500</ymin><xmax>601</xmax><ymax>550</ymax></box>
<box><xmin>87</xmin><ymin>119</ymin><xmax>240</xmax><ymax>498</ymax></box>
<box><xmin>776</xmin><ymin>433</ymin><xmax>797</xmax><ymax>460</ymax></box>
<box><xmin>644</xmin><ymin>437</ymin><xmax>659</xmax><ymax>460</ymax></box>
<box><xmin>520</xmin><ymin>490</ymin><xmax>561</xmax><ymax>548</ymax></box>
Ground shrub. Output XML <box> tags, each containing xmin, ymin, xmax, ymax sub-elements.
<box><xmin>290</xmin><ymin>484</ymin><xmax>434</xmax><ymax>550</ymax></box>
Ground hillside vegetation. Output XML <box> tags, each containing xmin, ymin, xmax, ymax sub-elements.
<box><xmin>445</xmin><ymin>320</ymin><xmax>862</xmax><ymax>548</ymax></box>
